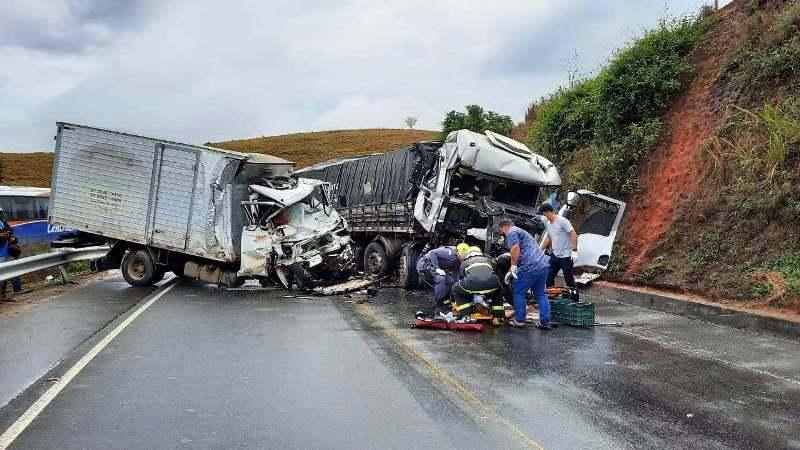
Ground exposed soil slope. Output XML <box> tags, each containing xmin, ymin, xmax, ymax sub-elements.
<box><xmin>623</xmin><ymin>2</ymin><xmax>749</xmax><ymax>275</ymax></box>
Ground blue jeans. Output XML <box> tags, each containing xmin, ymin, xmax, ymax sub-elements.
<box><xmin>547</xmin><ymin>255</ymin><xmax>575</xmax><ymax>288</ymax></box>
<box><xmin>512</xmin><ymin>267</ymin><xmax>550</xmax><ymax>325</ymax></box>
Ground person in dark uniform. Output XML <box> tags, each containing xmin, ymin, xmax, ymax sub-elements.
<box><xmin>416</xmin><ymin>243</ymin><xmax>468</xmax><ymax>314</ymax></box>
<box><xmin>451</xmin><ymin>247</ymin><xmax>505</xmax><ymax>326</ymax></box>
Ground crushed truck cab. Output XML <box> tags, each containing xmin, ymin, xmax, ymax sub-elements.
<box><xmin>239</xmin><ymin>178</ymin><xmax>353</xmax><ymax>289</ymax></box>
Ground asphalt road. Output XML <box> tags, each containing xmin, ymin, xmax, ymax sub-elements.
<box><xmin>0</xmin><ymin>276</ymin><xmax>157</xmax><ymax>408</ymax></box>
<box><xmin>1</xmin><ymin>278</ymin><xmax>799</xmax><ymax>449</ymax></box>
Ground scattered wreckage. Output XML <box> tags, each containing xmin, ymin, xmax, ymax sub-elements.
<box><xmin>48</xmin><ymin>124</ymin><xmax>624</xmax><ymax>292</ymax></box>
<box><xmin>297</xmin><ymin>129</ymin><xmax>626</xmax><ymax>288</ymax></box>
<box><xmin>48</xmin><ymin>123</ymin><xmax>354</xmax><ymax>289</ymax></box>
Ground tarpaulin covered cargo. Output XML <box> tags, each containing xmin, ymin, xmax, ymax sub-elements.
<box><xmin>299</xmin><ymin>142</ymin><xmax>441</xmax><ymax>208</ymax></box>
<box><xmin>49</xmin><ymin>123</ymin><xmax>293</xmax><ymax>262</ymax></box>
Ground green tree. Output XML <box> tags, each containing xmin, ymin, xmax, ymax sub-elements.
<box><xmin>441</xmin><ymin>104</ymin><xmax>514</xmax><ymax>138</ymax></box>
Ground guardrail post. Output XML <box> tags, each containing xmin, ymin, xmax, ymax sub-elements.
<box><xmin>58</xmin><ymin>265</ymin><xmax>71</xmax><ymax>284</ymax></box>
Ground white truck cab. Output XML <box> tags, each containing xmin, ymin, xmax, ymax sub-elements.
<box><xmin>239</xmin><ymin>177</ymin><xmax>353</xmax><ymax>289</ymax></box>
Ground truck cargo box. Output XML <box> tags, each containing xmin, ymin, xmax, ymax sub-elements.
<box><xmin>49</xmin><ymin>123</ymin><xmax>293</xmax><ymax>262</ymax></box>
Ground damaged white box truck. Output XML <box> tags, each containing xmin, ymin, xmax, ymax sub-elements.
<box><xmin>48</xmin><ymin>123</ymin><xmax>354</xmax><ymax>288</ymax></box>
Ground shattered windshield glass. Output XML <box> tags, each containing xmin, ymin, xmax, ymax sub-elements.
<box><xmin>299</xmin><ymin>186</ymin><xmax>331</xmax><ymax>215</ymax></box>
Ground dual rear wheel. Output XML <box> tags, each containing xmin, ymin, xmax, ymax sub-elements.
<box><xmin>362</xmin><ymin>241</ymin><xmax>421</xmax><ymax>289</ymax></box>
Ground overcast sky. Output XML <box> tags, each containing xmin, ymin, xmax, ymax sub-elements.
<box><xmin>0</xmin><ymin>0</ymin><xmax>730</xmax><ymax>152</ymax></box>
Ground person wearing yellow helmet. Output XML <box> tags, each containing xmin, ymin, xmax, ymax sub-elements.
<box><xmin>451</xmin><ymin>246</ymin><xmax>504</xmax><ymax>325</ymax></box>
<box><xmin>456</xmin><ymin>242</ymin><xmax>471</xmax><ymax>254</ymax></box>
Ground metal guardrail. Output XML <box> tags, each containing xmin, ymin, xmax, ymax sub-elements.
<box><xmin>0</xmin><ymin>246</ymin><xmax>110</xmax><ymax>282</ymax></box>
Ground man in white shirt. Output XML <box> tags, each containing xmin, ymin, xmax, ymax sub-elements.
<box><xmin>538</xmin><ymin>203</ymin><xmax>578</xmax><ymax>289</ymax></box>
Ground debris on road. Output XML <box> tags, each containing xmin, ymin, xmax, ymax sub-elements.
<box><xmin>312</xmin><ymin>278</ymin><xmax>380</xmax><ymax>296</ymax></box>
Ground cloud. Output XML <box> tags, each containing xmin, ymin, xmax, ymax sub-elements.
<box><xmin>0</xmin><ymin>0</ymin><xmax>154</xmax><ymax>54</ymax></box>
<box><xmin>0</xmin><ymin>0</ymin><xmax>732</xmax><ymax>152</ymax></box>
<box><xmin>311</xmin><ymin>95</ymin><xmax>443</xmax><ymax>131</ymax></box>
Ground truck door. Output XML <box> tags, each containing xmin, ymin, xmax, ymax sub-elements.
<box><xmin>149</xmin><ymin>145</ymin><xmax>197</xmax><ymax>250</ymax></box>
<box><xmin>413</xmin><ymin>154</ymin><xmax>449</xmax><ymax>232</ymax></box>
<box><xmin>558</xmin><ymin>189</ymin><xmax>626</xmax><ymax>270</ymax></box>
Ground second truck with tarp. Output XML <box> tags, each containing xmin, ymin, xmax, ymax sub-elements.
<box><xmin>296</xmin><ymin>129</ymin><xmax>627</xmax><ymax>289</ymax></box>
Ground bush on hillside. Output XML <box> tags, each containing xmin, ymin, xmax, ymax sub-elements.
<box><xmin>720</xmin><ymin>3</ymin><xmax>800</xmax><ymax>104</ymax></box>
<box><xmin>441</xmin><ymin>105</ymin><xmax>514</xmax><ymax>139</ymax></box>
<box><xmin>526</xmin><ymin>16</ymin><xmax>711</xmax><ymax>196</ymax></box>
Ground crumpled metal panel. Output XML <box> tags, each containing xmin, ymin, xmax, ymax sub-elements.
<box><xmin>443</xmin><ymin>130</ymin><xmax>562</xmax><ymax>186</ymax></box>
<box><xmin>185</xmin><ymin>150</ymin><xmax>243</xmax><ymax>261</ymax></box>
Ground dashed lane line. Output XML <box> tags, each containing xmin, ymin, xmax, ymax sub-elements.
<box><xmin>0</xmin><ymin>278</ymin><xmax>182</xmax><ymax>450</ymax></box>
<box><xmin>354</xmin><ymin>302</ymin><xmax>546</xmax><ymax>450</ymax></box>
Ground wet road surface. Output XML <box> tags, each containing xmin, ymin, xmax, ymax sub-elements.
<box><xmin>1</xmin><ymin>278</ymin><xmax>799</xmax><ymax>449</ymax></box>
<box><xmin>0</xmin><ymin>275</ymin><xmax>157</xmax><ymax>408</ymax></box>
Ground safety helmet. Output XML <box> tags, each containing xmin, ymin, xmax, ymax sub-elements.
<box><xmin>456</xmin><ymin>243</ymin><xmax>470</xmax><ymax>254</ymax></box>
<box><xmin>468</xmin><ymin>246</ymin><xmax>482</xmax><ymax>255</ymax></box>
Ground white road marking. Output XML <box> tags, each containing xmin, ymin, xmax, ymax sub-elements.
<box><xmin>616</xmin><ymin>328</ymin><xmax>800</xmax><ymax>387</ymax></box>
<box><xmin>0</xmin><ymin>279</ymin><xmax>181</xmax><ymax>449</ymax></box>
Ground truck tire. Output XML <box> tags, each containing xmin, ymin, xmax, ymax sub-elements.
<box><xmin>221</xmin><ymin>271</ymin><xmax>245</xmax><ymax>288</ymax></box>
<box><xmin>398</xmin><ymin>245</ymin><xmax>420</xmax><ymax>289</ymax></box>
<box><xmin>121</xmin><ymin>249</ymin><xmax>160</xmax><ymax>286</ymax></box>
<box><xmin>364</xmin><ymin>241</ymin><xmax>391</xmax><ymax>277</ymax></box>
<box><xmin>290</xmin><ymin>263</ymin><xmax>316</xmax><ymax>290</ymax></box>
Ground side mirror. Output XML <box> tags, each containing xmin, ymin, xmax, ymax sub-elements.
<box><xmin>566</xmin><ymin>191</ymin><xmax>579</xmax><ymax>207</ymax></box>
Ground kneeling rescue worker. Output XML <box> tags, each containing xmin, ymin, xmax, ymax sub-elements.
<box><xmin>417</xmin><ymin>243</ymin><xmax>469</xmax><ymax>314</ymax></box>
<box><xmin>451</xmin><ymin>246</ymin><xmax>505</xmax><ymax>326</ymax></box>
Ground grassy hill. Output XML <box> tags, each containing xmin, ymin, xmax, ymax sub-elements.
<box><xmin>0</xmin><ymin>152</ymin><xmax>54</xmax><ymax>188</ymax></box>
<box><xmin>0</xmin><ymin>129</ymin><xmax>438</xmax><ymax>188</ymax></box>
<box><xmin>209</xmin><ymin>128</ymin><xmax>438</xmax><ymax>168</ymax></box>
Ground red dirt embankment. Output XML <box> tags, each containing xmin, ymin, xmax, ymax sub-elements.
<box><xmin>623</xmin><ymin>3</ymin><xmax>749</xmax><ymax>276</ymax></box>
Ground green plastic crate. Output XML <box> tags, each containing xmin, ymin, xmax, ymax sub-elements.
<box><xmin>550</xmin><ymin>301</ymin><xmax>595</xmax><ymax>327</ymax></box>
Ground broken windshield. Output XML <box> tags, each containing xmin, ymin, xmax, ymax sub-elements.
<box><xmin>299</xmin><ymin>186</ymin><xmax>331</xmax><ymax>214</ymax></box>
<box><xmin>449</xmin><ymin>169</ymin><xmax>539</xmax><ymax>209</ymax></box>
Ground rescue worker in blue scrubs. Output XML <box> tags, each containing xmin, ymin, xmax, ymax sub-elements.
<box><xmin>416</xmin><ymin>243</ymin><xmax>468</xmax><ymax>315</ymax></box>
<box><xmin>499</xmin><ymin>217</ymin><xmax>551</xmax><ymax>329</ymax></box>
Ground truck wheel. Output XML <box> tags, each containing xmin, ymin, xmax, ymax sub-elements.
<box><xmin>290</xmin><ymin>263</ymin><xmax>316</xmax><ymax>290</ymax></box>
<box><xmin>398</xmin><ymin>245</ymin><xmax>420</xmax><ymax>289</ymax></box>
<box><xmin>364</xmin><ymin>242</ymin><xmax>391</xmax><ymax>277</ymax></box>
<box><xmin>121</xmin><ymin>249</ymin><xmax>159</xmax><ymax>286</ymax></box>
<box><xmin>221</xmin><ymin>271</ymin><xmax>245</xmax><ymax>288</ymax></box>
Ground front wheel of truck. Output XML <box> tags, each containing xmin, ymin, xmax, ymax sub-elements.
<box><xmin>398</xmin><ymin>245</ymin><xmax>420</xmax><ymax>289</ymax></box>
<box><xmin>121</xmin><ymin>249</ymin><xmax>159</xmax><ymax>286</ymax></box>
